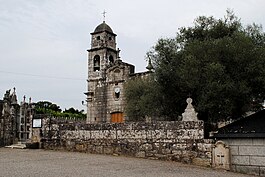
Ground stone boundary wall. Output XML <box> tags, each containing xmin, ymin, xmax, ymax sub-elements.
<box><xmin>222</xmin><ymin>139</ymin><xmax>265</xmax><ymax>176</ymax></box>
<box><xmin>42</xmin><ymin>119</ymin><xmax>212</xmax><ymax>166</ymax></box>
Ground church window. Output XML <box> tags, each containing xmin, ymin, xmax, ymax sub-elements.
<box><xmin>109</xmin><ymin>55</ymin><xmax>114</xmax><ymax>63</ymax></box>
<box><xmin>93</xmin><ymin>55</ymin><xmax>100</xmax><ymax>71</ymax></box>
<box><xmin>97</xmin><ymin>36</ymin><xmax>100</xmax><ymax>40</ymax></box>
<box><xmin>109</xmin><ymin>37</ymin><xmax>112</xmax><ymax>40</ymax></box>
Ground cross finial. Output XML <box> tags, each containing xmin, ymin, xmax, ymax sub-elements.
<box><xmin>102</xmin><ymin>10</ymin><xmax>107</xmax><ymax>22</ymax></box>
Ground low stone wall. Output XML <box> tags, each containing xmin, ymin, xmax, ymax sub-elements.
<box><xmin>222</xmin><ymin>138</ymin><xmax>265</xmax><ymax>176</ymax></box>
<box><xmin>42</xmin><ymin>119</ymin><xmax>212</xmax><ymax>166</ymax></box>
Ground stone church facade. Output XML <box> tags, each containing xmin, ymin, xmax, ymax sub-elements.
<box><xmin>86</xmin><ymin>21</ymin><xmax>151</xmax><ymax>123</ymax></box>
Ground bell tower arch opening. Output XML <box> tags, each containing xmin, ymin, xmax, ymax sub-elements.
<box><xmin>109</xmin><ymin>55</ymin><xmax>114</xmax><ymax>64</ymax></box>
<box><xmin>93</xmin><ymin>55</ymin><xmax>100</xmax><ymax>71</ymax></box>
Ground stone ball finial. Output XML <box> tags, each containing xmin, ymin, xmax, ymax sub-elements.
<box><xmin>187</xmin><ymin>98</ymin><xmax>192</xmax><ymax>104</ymax></box>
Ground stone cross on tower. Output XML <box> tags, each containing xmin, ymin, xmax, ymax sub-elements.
<box><xmin>102</xmin><ymin>10</ymin><xmax>107</xmax><ymax>22</ymax></box>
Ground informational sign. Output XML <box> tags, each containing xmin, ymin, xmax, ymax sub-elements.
<box><xmin>32</xmin><ymin>119</ymin><xmax>42</xmax><ymax>128</ymax></box>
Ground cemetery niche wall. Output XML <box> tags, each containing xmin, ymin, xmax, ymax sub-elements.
<box><xmin>0</xmin><ymin>88</ymin><xmax>34</xmax><ymax>147</ymax></box>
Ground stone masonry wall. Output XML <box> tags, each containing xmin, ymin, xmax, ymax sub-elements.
<box><xmin>42</xmin><ymin>119</ymin><xmax>212</xmax><ymax>166</ymax></box>
<box><xmin>223</xmin><ymin>138</ymin><xmax>265</xmax><ymax>176</ymax></box>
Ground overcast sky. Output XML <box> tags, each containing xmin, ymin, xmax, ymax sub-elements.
<box><xmin>1</xmin><ymin>0</ymin><xmax>265</xmax><ymax>111</ymax></box>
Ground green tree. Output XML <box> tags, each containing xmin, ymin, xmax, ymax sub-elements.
<box><xmin>125</xmin><ymin>75</ymin><xmax>162</xmax><ymax>121</ymax></box>
<box><xmin>34</xmin><ymin>101</ymin><xmax>86</xmax><ymax>120</ymax></box>
<box><xmin>148</xmin><ymin>10</ymin><xmax>265</xmax><ymax>123</ymax></box>
<box><xmin>62</xmin><ymin>107</ymin><xmax>86</xmax><ymax>120</ymax></box>
<box><xmin>34</xmin><ymin>101</ymin><xmax>62</xmax><ymax>114</ymax></box>
<box><xmin>63</xmin><ymin>107</ymin><xmax>82</xmax><ymax>114</ymax></box>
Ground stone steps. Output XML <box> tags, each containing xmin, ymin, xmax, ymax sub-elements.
<box><xmin>5</xmin><ymin>143</ymin><xmax>26</xmax><ymax>149</ymax></box>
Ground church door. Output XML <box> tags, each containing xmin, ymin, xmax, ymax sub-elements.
<box><xmin>111</xmin><ymin>112</ymin><xmax>124</xmax><ymax>123</ymax></box>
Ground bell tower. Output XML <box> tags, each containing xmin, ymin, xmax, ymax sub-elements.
<box><xmin>86</xmin><ymin>20</ymin><xmax>119</xmax><ymax>123</ymax></box>
<box><xmin>86</xmin><ymin>12</ymin><xmax>136</xmax><ymax>124</ymax></box>
<box><xmin>88</xmin><ymin>21</ymin><xmax>118</xmax><ymax>74</ymax></box>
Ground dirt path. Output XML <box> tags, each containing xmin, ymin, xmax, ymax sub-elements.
<box><xmin>0</xmin><ymin>148</ymin><xmax>254</xmax><ymax>177</ymax></box>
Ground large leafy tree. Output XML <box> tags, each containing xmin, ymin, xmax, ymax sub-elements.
<box><xmin>125</xmin><ymin>75</ymin><xmax>162</xmax><ymax>121</ymax></box>
<box><xmin>147</xmin><ymin>10</ymin><xmax>265</xmax><ymax>123</ymax></box>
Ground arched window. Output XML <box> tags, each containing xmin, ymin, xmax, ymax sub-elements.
<box><xmin>109</xmin><ymin>55</ymin><xmax>114</xmax><ymax>64</ymax></box>
<box><xmin>93</xmin><ymin>55</ymin><xmax>100</xmax><ymax>71</ymax></box>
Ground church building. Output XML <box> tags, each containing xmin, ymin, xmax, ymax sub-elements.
<box><xmin>85</xmin><ymin>20</ymin><xmax>152</xmax><ymax>123</ymax></box>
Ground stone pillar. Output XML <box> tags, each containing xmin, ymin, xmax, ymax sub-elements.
<box><xmin>182</xmin><ymin>98</ymin><xmax>198</xmax><ymax>121</ymax></box>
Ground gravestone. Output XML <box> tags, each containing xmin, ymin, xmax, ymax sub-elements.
<box><xmin>212</xmin><ymin>141</ymin><xmax>230</xmax><ymax>170</ymax></box>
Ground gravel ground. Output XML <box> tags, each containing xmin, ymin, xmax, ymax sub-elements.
<box><xmin>0</xmin><ymin>148</ymin><xmax>254</xmax><ymax>177</ymax></box>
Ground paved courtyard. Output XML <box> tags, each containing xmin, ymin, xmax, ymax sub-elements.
<box><xmin>0</xmin><ymin>148</ymin><xmax>254</xmax><ymax>177</ymax></box>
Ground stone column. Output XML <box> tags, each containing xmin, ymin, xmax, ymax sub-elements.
<box><xmin>182</xmin><ymin>98</ymin><xmax>198</xmax><ymax>121</ymax></box>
